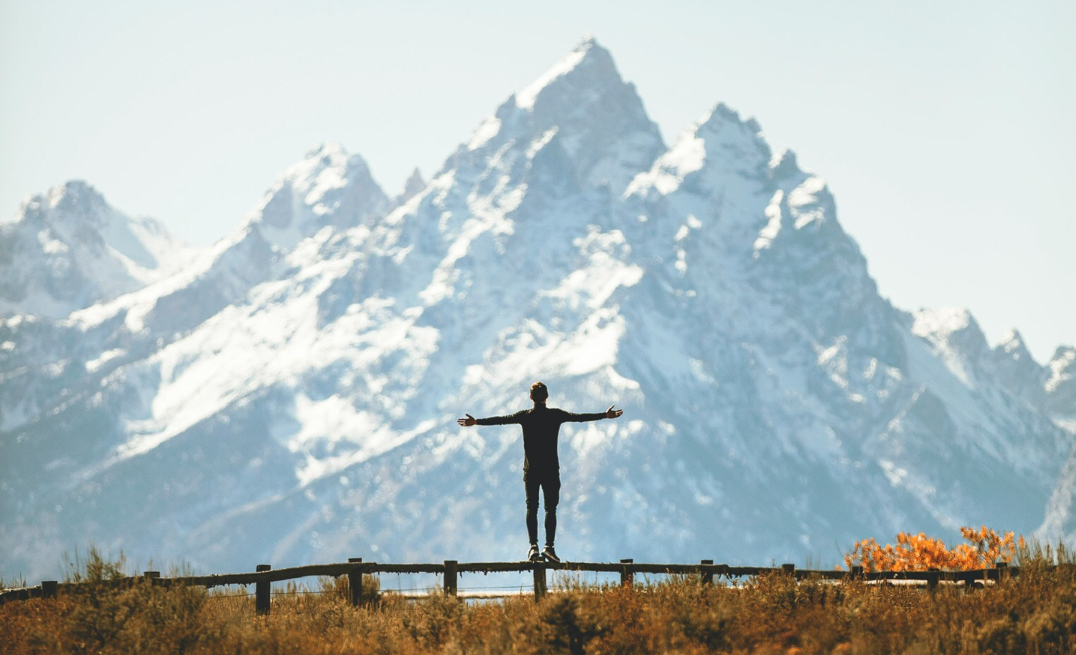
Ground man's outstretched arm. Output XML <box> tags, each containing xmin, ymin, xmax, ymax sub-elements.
<box><xmin>563</xmin><ymin>405</ymin><xmax>624</xmax><ymax>422</ymax></box>
<box><xmin>457</xmin><ymin>411</ymin><xmax>525</xmax><ymax>427</ymax></box>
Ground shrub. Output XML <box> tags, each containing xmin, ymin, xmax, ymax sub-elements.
<box><xmin>842</xmin><ymin>526</ymin><xmax>1024</xmax><ymax>572</ymax></box>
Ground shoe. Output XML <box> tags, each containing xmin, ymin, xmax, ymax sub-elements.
<box><xmin>542</xmin><ymin>546</ymin><xmax>561</xmax><ymax>563</ymax></box>
<box><xmin>528</xmin><ymin>544</ymin><xmax>541</xmax><ymax>562</ymax></box>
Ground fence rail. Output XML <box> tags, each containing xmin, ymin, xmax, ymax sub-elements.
<box><xmin>0</xmin><ymin>558</ymin><xmax>1019</xmax><ymax>613</ymax></box>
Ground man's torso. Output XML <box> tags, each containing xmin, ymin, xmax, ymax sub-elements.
<box><xmin>477</xmin><ymin>405</ymin><xmax>605</xmax><ymax>474</ymax></box>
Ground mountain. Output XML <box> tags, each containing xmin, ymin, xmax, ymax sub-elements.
<box><xmin>395</xmin><ymin>168</ymin><xmax>426</xmax><ymax>206</ymax></box>
<box><xmin>2</xmin><ymin>38</ymin><xmax>1074</xmax><ymax>582</ymax></box>
<box><xmin>0</xmin><ymin>181</ymin><xmax>196</xmax><ymax>318</ymax></box>
<box><xmin>1038</xmin><ymin>346</ymin><xmax>1076</xmax><ymax>543</ymax></box>
<box><xmin>1045</xmin><ymin>347</ymin><xmax>1076</xmax><ymax>424</ymax></box>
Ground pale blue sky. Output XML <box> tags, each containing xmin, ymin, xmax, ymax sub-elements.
<box><xmin>2</xmin><ymin>1</ymin><xmax>1073</xmax><ymax>362</ymax></box>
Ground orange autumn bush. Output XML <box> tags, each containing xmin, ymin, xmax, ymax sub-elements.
<box><xmin>842</xmin><ymin>526</ymin><xmax>1025</xmax><ymax>572</ymax></box>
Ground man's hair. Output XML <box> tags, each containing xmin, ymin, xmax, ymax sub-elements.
<box><xmin>530</xmin><ymin>381</ymin><xmax>549</xmax><ymax>403</ymax></box>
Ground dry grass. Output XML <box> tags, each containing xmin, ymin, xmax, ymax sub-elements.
<box><xmin>3</xmin><ymin>548</ymin><xmax>1076</xmax><ymax>654</ymax></box>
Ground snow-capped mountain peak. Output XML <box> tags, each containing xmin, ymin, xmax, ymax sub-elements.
<box><xmin>1046</xmin><ymin>346</ymin><xmax>1076</xmax><ymax>420</ymax></box>
<box><xmin>996</xmin><ymin>329</ymin><xmax>1035</xmax><ymax>363</ymax></box>
<box><xmin>769</xmin><ymin>148</ymin><xmax>803</xmax><ymax>183</ymax></box>
<box><xmin>913</xmin><ymin>307</ymin><xmax>986</xmax><ymax>352</ymax></box>
<box><xmin>912</xmin><ymin>307</ymin><xmax>989</xmax><ymax>384</ymax></box>
<box><xmin>463</xmin><ymin>37</ymin><xmax>664</xmax><ymax>195</ymax></box>
<box><xmin>515</xmin><ymin>36</ymin><xmax>614</xmax><ymax>110</ymax></box>
<box><xmin>34</xmin><ymin>181</ymin><xmax>169</xmax><ymax>266</ymax></box>
<box><xmin>0</xmin><ymin>181</ymin><xmax>196</xmax><ymax>319</ymax></box>
<box><xmin>246</xmin><ymin>142</ymin><xmax>388</xmax><ymax>252</ymax></box>
<box><xmin>628</xmin><ymin>103</ymin><xmax>775</xmax><ymax>201</ymax></box>
<box><xmin>42</xmin><ymin>180</ymin><xmax>109</xmax><ymax>227</ymax></box>
<box><xmin>984</xmin><ymin>329</ymin><xmax>1049</xmax><ymax>406</ymax></box>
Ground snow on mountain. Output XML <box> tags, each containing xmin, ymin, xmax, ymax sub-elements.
<box><xmin>0</xmin><ymin>143</ymin><xmax>387</xmax><ymax>467</ymax></box>
<box><xmin>2</xmin><ymin>38</ymin><xmax>1075</xmax><ymax>581</ymax></box>
<box><xmin>1039</xmin><ymin>345</ymin><xmax>1076</xmax><ymax>544</ymax></box>
<box><xmin>0</xmin><ymin>181</ymin><xmax>196</xmax><ymax>318</ymax></box>
<box><xmin>1045</xmin><ymin>347</ymin><xmax>1076</xmax><ymax>421</ymax></box>
<box><xmin>987</xmin><ymin>329</ymin><xmax>1048</xmax><ymax>406</ymax></box>
<box><xmin>461</xmin><ymin>36</ymin><xmax>665</xmax><ymax>195</ymax></box>
<box><xmin>246</xmin><ymin>142</ymin><xmax>388</xmax><ymax>252</ymax></box>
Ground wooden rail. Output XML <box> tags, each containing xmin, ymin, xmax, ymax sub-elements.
<box><xmin>0</xmin><ymin>559</ymin><xmax>1018</xmax><ymax>614</ymax></box>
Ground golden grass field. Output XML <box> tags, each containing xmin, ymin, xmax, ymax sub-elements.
<box><xmin>2</xmin><ymin>537</ymin><xmax>1074</xmax><ymax>655</ymax></box>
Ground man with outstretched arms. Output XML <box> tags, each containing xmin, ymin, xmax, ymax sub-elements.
<box><xmin>458</xmin><ymin>381</ymin><xmax>624</xmax><ymax>563</ymax></box>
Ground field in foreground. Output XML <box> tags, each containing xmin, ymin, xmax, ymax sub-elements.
<box><xmin>2</xmin><ymin>557</ymin><xmax>1075</xmax><ymax>655</ymax></box>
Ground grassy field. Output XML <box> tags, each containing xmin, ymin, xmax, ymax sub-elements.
<box><xmin>2</xmin><ymin>550</ymin><xmax>1075</xmax><ymax>655</ymax></box>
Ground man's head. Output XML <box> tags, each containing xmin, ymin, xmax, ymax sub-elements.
<box><xmin>530</xmin><ymin>381</ymin><xmax>549</xmax><ymax>404</ymax></box>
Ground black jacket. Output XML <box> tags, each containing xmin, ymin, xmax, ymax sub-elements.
<box><xmin>476</xmin><ymin>405</ymin><xmax>606</xmax><ymax>473</ymax></box>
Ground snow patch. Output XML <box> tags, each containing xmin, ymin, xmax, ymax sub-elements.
<box><xmin>86</xmin><ymin>348</ymin><xmax>125</xmax><ymax>373</ymax></box>
<box><xmin>753</xmin><ymin>190</ymin><xmax>784</xmax><ymax>255</ymax></box>
<box><xmin>468</xmin><ymin>116</ymin><xmax>502</xmax><ymax>150</ymax></box>
<box><xmin>627</xmin><ymin>132</ymin><xmax>705</xmax><ymax>196</ymax></box>
<box><xmin>515</xmin><ymin>45</ymin><xmax>590</xmax><ymax>110</ymax></box>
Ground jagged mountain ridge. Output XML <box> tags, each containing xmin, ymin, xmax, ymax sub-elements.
<box><xmin>0</xmin><ymin>181</ymin><xmax>197</xmax><ymax>318</ymax></box>
<box><xmin>1</xmin><ymin>38</ymin><xmax>1074</xmax><ymax>580</ymax></box>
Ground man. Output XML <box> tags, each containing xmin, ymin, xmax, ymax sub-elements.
<box><xmin>457</xmin><ymin>381</ymin><xmax>624</xmax><ymax>563</ymax></box>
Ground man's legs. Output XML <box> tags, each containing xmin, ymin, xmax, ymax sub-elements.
<box><xmin>524</xmin><ymin>472</ymin><xmax>541</xmax><ymax>547</ymax></box>
<box><xmin>541</xmin><ymin>475</ymin><xmax>561</xmax><ymax>547</ymax></box>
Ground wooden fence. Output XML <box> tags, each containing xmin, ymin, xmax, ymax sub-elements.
<box><xmin>0</xmin><ymin>558</ymin><xmax>1017</xmax><ymax>614</ymax></box>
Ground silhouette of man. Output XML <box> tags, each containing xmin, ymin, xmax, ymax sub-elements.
<box><xmin>458</xmin><ymin>381</ymin><xmax>623</xmax><ymax>563</ymax></box>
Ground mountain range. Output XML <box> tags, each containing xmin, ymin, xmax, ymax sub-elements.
<box><xmin>2</xmin><ymin>38</ymin><xmax>1074</xmax><ymax>582</ymax></box>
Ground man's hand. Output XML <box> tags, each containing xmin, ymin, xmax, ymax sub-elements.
<box><xmin>606</xmin><ymin>405</ymin><xmax>623</xmax><ymax>419</ymax></box>
<box><xmin>457</xmin><ymin>414</ymin><xmax>477</xmax><ymax>427</ymax></box>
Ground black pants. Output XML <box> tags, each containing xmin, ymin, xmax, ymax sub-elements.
<box><xmin>524</xmin><ymin>469</ymin><xmax>560</xmax><ymax>547</ymax></box>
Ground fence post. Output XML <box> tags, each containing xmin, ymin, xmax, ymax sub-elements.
<box><xmin>444</xmin><ymin>561</ymin><xmax>458</xmax><ymax>597</ymax></box>
<box><xmin>143</xmin><ymin>571</ymin><xmax>160</xmax><ymax>586</ymax></box>
<box><xmin>781</xmin><ymin>563</ymin><xmax>796</xmax><ymax>577</ymax></box>
<box><xmin>533</xmin><ymin>562</ymin><xmax>547</xmax><ymax>602</ymax></box>
<box><xmin>41</xmin><ymin>581</ymin><xmax>58</xmax><ymax>599</ymax></box>
<box><xmin>926</xmin><ymin>568</ymin><xmax>939</xmax><ymax>591</ymax></box>
<box><xmin>850</xmin><ymin>565</ymin><xmax>863</xmax><ymax>580</ymax></box>
<box><xmin>701</xmin><ymin>559</ymin><xmax>714</xmax><ymax>585</ymax></box>
<box><xmin>620</xmin><ymin>559</ymin><xmax>634</xmax><ymax>587</ymax></box>
<box><xmin>347</xmin><ymin>558</ymin><xmax>364</xmax><ymax>606</ymax></box>
<box><xmin>255</xmin><ymin>565</ymin><xmax>272</xmax><ymax>615</ymax></box>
